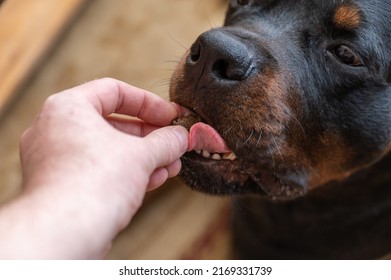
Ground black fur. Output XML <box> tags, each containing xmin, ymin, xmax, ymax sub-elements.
<box><xmin>170</xmin><ymin>0</ymin><xmax>391</xmax><ymax>259</ymax></box>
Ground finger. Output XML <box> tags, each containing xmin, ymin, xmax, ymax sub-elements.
<box><xmin>143</xmin><ymin>126</ymin><xmax>189</xmax><ymax>169</ymax></box>
<box><xmin>106</xmin><ymin>115</ymin><xmax>161</xmax><ymax>137</ymax></box>
<box><xmin>167</xmin><ymin>159</ymin><xmax>182</xmax><ymax>178</ymax></box>
<box><xmin>65</xmin><ymin>78</ymin><xmax>180</xmax><ymax>126</ymax></box>
<box><xmin>147</xmin><ymin>167</ymin><xmax>169</xmax><ymax>192</ymax></box>
<box><xmin>147</xmin><ymin>159</ymin><xmax>182</xmax><ymax>191</ymax></box>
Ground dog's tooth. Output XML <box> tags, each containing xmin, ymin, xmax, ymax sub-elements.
<box><xmin>197</xmin><ymin>150</ymin><xmax>236</xmax><ymax>161</ymax></box>
<box><xmin>202</xmin><ymin>150</ymin><xmax>211</xmax><ymax>158</ymax></box>
<box><xmin>223</xmin><ymin>152</ymin><xmax>237</xmax><ymax>161</ymax></box>
<box><xmin>212</xmin><ymin>153</ymin><xmax>222</xmax><ymax>160</ymax></box>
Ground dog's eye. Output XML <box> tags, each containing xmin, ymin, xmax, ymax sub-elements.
<box><xmin>237</xmin><ymin>0</ymin><xmax>250</xmax><ymax>5</ymax></box>
<box><xmin>230</xmin><ymin>0</ymin><xmax>251</xmax><ymax>7</ymax></box>
<box><xmin>331</xmin><ymin>45</ymin><xmax>363</xmax><ymax>66</ymax></box>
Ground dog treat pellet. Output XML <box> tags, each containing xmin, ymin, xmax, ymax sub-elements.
<box><xmin>172</xmin><ymin>114</ymin><xmax>202</xmax><ymax>131</ymax></box>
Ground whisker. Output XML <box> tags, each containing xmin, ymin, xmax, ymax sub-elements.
<box><xmin>271</xmin><ymin>134</ymin><xmax>286</xmax><ymax>166</ymax></box>
<box><xmin>255</xmin><ymin>131</ymin><xmax>262</xmax><ymax>149</ymax></box>
<box><xmin>162</xmin><ymin>95</ymin><xmax>171</xmax><ymax>102</ymax></box>
<box><xmin>268</xmin><ymin>146</ymin><xmax>276</xmax><ymax>173</ymax></box>
<box><xmin>242</xmin><ymin>129</ymin><xmax>254</xmax><ymax>146</ymax></box>
<box><xmin>286</xmin><ymin>110</ymin><xmax>307</xmax><ymax>141</ymax></box>
<box><xmin>164</xmin><ymin>59</ymin><xmax>181</xmax><ymax>65</ymax></box>
<box><xmin>153</xmin><ymin>82</ymin><xmax>171</xmax><ymax>89</ymax></box>
<box><xmin>222</xmin><ymin>125</ymin><xmax>234</xmax><ymax>137</ymax></box>
<box><xmin>168</xmin><ymin>32</ymin><xmax>189</xmax><ymax>51</ymax></box>
<box><xmin>205</xmin><ymin>13</ymin><xmax>216</xmax><ymax>29</ymax></box>
<box><xmin>159</xmin><ymin>67</ymin><xmax>177</xmax><ymax>73</ymax></box>
<box><xmin>152</xmin><ymin>78</ymin><xmax>171</xmax><ymax>89</ymax></box>
<box><xmin>250</xmin><ymin>130</ymin><xmax>263</xmax><ymax>154</ymax></box>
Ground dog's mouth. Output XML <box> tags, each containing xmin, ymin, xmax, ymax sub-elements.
<box><xmin>173</xmin><ymin>113</ymin><xmax>237</xmax><ymax>161</ymax></box>
<box><xmin>173</xmin><ymin>106</ymin><xmax>306</xmax><ymax>199</ymax></box>
<box><xmin>172</xmin><ymin>109</ymin><xmax>252</xmax><ymax>190</ymax></box>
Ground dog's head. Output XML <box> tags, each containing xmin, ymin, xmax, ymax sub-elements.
<box><xmin>170</xmin><ymin>0</ymin><xmax>391</xmax><ymax>199</ymax></box>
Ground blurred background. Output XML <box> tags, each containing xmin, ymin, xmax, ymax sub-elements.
<box><xmin>0</xmin><ymin>0</ymin><xmax>231</xmax><ymax>259</ymax></box>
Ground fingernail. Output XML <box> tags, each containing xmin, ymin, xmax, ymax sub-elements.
<box><xmin>172</xmin><ymin>102</ymin><xmax>193</xmax><ymax>117</ymax></box>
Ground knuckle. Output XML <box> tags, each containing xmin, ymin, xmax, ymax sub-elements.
<box><xmin>41</xmin><ymin>94</ymin><xmax>63</xmax><ymax>114</ymax></box>
<box><xmin>19</xmin><ymin>128</ymin><xmax>31</xmax><ymax>152</ymax></box>
<box><xmin>94</xmin><ymin>77</ymin><xmax>118</xmax><ymax>91</ymax></box>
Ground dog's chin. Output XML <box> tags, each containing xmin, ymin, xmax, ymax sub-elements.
<box><xmin>179</xmin><ymin>151</ymin><xmax>307</xmax><ymax>200</ymax></box>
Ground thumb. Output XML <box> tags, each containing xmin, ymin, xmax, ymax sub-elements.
<box><xmin>143</xmin><ymin>126</ymin><xmax>189</xmax><ymax>169</ymax></box>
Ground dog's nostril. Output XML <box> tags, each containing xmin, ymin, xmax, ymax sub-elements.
<box><xmin>189</xmin><ymin>42</ymin><xmax>201</xmax><ymax>63</ymax></box>
<box><xmin>212</xmin><ymin>59</ymin><xmax>229</xmax><ymax>79</ymax></box>
<box><xmin>212</xmin><ymin>59</ymin><xmax>250</xmax><ymax>81</ymax></box>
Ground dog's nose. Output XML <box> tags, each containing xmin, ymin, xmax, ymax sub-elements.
<box><xmin>187</xmin><ymin>29</ymin><xmax>255</xmax><ymax>87</ymax></box>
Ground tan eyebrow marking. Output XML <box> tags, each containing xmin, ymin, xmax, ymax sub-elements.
<box><xmin>333</xmin><ymin>4</ymin><xmax>361</xmax><ymax>30</ymax></box>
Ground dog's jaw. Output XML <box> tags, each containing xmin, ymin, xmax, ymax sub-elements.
<box><xmin>171</xmin><ymin>105</ymin><xmax>308</xmax><ymax>200</ymax></box>
<box><xmin>179</xmin><ymin>150</ymin><xmax>307</xmax><ymax>199</ymax></box>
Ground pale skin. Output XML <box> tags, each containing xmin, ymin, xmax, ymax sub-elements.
<box><xmin>0</xmin><ymin>78</ymin><xmax>189</xmax><ymax>259</ymax></box>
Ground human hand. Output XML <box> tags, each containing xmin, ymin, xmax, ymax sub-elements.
<box><xmin>0</xmin><ymin>78</ymin><xmax>188</xmax><ymax>259</ymax></box>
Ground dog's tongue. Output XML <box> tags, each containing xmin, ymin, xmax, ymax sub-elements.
<box><xmin>188</xmin><ymin>122</ymin><xmax>230</xmax><ymax>153</ymax></box>
<box><xmin>172</xmin><ymin>109</ymin><xmax>231</xmax><ymax>153</ymax></box>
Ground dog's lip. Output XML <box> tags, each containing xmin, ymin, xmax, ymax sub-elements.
<box><xmin>188</xmin><ymin>151</ymin><xmax>248</xmax><ymax>180</ymax></box>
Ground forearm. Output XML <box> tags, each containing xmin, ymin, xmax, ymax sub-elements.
<box><xmin>0</xmin><ymin>180</ymin><xmax>129</xmax><ymax>259</ymax></box>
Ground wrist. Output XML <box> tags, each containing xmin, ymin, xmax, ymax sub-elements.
<box><xmin>10</xmin><ymin>174</ymin><xmax>141</xmax><ymax>259</ymax></box>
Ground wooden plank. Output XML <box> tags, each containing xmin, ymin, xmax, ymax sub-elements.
<box><xmin>0</xmin><ymin>0</ymin><xmax>89</xmax><ymax>114</ymax></box>
<box><xmin>106</xmin><ymin>184</ymin><xmax>230</xmax><ymax>260</ymax></box>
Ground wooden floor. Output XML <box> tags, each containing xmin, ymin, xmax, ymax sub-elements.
<box><xmin>0</xmin><ymin>0</ymin><xmax>230</xmax><ymax>259</ymax></box>
<box><xmin>0</xmin><ymin>0</ymin><xmax>89</xmax><ymax>114</ymax></box>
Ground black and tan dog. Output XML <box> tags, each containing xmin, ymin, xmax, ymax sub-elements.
<box><xmin>170</xmin><ymin>0</ymin><xmax>391</xmax><ymax>259</ymax></box>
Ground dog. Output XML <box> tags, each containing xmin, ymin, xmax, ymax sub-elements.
<box><xmin>169</xmin><ymin>0</ymin><xmax>391</xmax><ymax>259</ymax></box>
